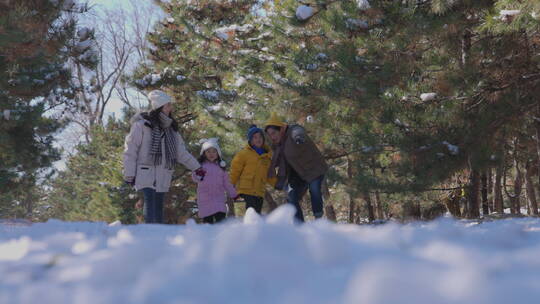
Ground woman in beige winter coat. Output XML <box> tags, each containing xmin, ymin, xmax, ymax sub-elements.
<box><xmin>123</xmin><ymin>90</ymin><xmax>206</xmax><ymax>223</ymax></box>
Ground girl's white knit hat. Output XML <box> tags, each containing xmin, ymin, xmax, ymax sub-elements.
<box><xmin>200</xmin><ymin>138</ymin><xmax>226</xmax><ymax>167</ymax></box>
<box><xmin>148</xmin><ymin>90</ymin><xmax>172</xmax><ymax>110</ymax></box>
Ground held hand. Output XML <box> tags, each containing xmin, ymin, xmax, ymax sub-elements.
<box><xmin>232</xmin><ymin>194</ymin><xmax>241</xmax><ymax>201</ymax></box>
<box><xmin>125</xmin><ymin>176</ymin><xmax>135</xmax><ymax>186</ymax></box>
<box><xmin>291</xmin><ymin>126</ymin><xmax>306</xmax><ymax>144</ymax></box>
<box><xmin>194</xmin><ymin>167</ymin><xmax>206</xmax><ymax>177</ymax></box>
<box><xmin>294</xmin><ymin>137</ymin><xmax>305</xmax><ymax>144</ymax></box>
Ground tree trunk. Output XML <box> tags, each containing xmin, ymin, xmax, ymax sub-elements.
<box><xmin>481</xmin><ymin>172</ymin><xmax>489</xmax><ymax>216</ymax></box>
<box><xmin>487</xmin><ymin>168</ymin><xmax>493</xmax><ymax>213</ymax></box>
<box><xmin>525</xmin><ymin>160</ymin><xmax>539</xmax><ymax>215</ymax></box>
<box><xmin>264</xmin><ymin>191</ymin><xmax>278</xmax><ymax>213</ymax></box>
<box><xmin>461</xmin><ymin>29</ymin><xmax>472</xmax><ymax>68</ymax></box>
<box><xmin>503</xmin><ymin>144</ymin><xmax>523</xmax><ymax>215</ymax></box>
<box><xmin>325</xmin><ymin>204</ymin><xmax>337</xmax><ymax>222</ymax></box>
<box><xmin>226</xmin><ymin>197</ymin><xmax>236</xmax><ymax>217</ymax></box>
<box><xmin>355</xmin><ymin>203</ymin><xmax>362</xmax><ymax>224</ymax></box>
<box><xmin>444</xmin><ymin>188</ymin><xmax>462</xmax><ymax>218</ymax></box>
<box><xmin>348</xmin><ymin>194</ymin><xmax>356</xmax><ymax>223</ymax></box>
<box><xmin>466</xmin><ymin>168</ymin><xmax>480</xmax><ymax>219</ymax></box>
<box><xmin>369</xmin><ymin>163</ymin><xmax>384</xmax><ymax>219</ymax></box>
<box><xmin>374</xmin><ymin>190</ymin><xmax>385</xmax><ymax>219</ymax></box>
<box><xmin>494</xmin><ymin>163</ymin><xmax>504</xmax><ymax>214</ymax></box>
<box><xmin>362</xmin><ymin>191</ymin><xmax>375</xmax><ymax>223</ymax></box>
<box><xmin>25</xmin><ymin>188</ymin><xmax>33</xmax><ymax>220</ymax></box>
<box><xmin>513</xmin><ymin>160</ymin><xmax>523</xmax><ymax>215</ymax></box>
<box><xmin>536</xmin><ymin>101</ymin><xmax>540</xmax><ymax>205</ymax></box>
<box><xmin>347</xmin><ymin>156</ymin><xmax>357</xmax><ymax>223</ymax></box>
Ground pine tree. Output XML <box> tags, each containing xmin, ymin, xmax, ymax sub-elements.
<box><xmin>46</xmin><ymin>113</ymin><xmax>140</xmax><ymax>223</ymax></box>
<box><xmin>258</xmin><ymin>0</ymin><xmax>540</xmax><ymax>220</ymax></box>
<box><xmin>0</xmin><ymin>0</ymin><xmax>89</xmax><ymax>218</ymax></box>
<box><xmin>131</xmin><ymin>0</ymin><xmax>540</xmax><ymax>221</ymax></box>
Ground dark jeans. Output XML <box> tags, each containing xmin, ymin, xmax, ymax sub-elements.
<box><xmin>241</xmin><ymin>194</ymin><xmax>263</xmax><ymax>214</ymax></box>
<box><xmin>142</xmin><ymin>188</ymin><xmax>165</xmax><ymax>224</ymax></box>
<box><xmin>287</xmin><ymin>175</ymin><xmax>325</xmax><ymax>222</ymax></box>
<box><xmin>203</xmin><ymin>212</ymin><xmax>226</xmax><ymax>224</ymax></box>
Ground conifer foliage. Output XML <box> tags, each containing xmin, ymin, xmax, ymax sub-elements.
<box><xmin>0</xmin><ymin>0</ymin><xmax>88</xmax><ymax>217</ymax></box>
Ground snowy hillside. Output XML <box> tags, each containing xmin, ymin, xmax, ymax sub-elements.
<box><xmin>2</xmin><ymin>205</ymin><xmax>540</xmax><ymax>304</ymax></box>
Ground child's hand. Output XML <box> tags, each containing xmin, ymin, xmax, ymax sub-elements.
<box><xmin>194</xmin><ymin>167</ymin><xmax>206</xmax><ymax>180</ymax></box>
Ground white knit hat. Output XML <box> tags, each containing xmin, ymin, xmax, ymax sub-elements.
<box><xmin>148</xmin><ymin>90</ymin><xmax>172</xmax><ymax>110</ymax></box>
<box><xmin>199</xmin><ymin>138</ymin><xmax>226</xmax><ymax>167</ymax></box>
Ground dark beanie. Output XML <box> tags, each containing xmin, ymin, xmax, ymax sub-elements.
<box><xmin>247</xmin><ymin>124</ymin><xmax>264</xmax><ymax>142</ymax></box>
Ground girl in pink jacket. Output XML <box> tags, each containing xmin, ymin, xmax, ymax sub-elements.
<box><xmin>192</xmin><ymin>138</ymin><xmax>238</xmax><ymax>224</ymax></box>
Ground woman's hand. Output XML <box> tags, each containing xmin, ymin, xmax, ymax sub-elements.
<box><xmin>125</xmin><ymin>176</ymin><xmax>135</xmax><ymax>186</ymax></box>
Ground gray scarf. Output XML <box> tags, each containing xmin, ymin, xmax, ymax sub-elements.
<box><xmin>149</xmin><ymin>113</ymin><xmax>177</xmax><ymax>169</ymax></box>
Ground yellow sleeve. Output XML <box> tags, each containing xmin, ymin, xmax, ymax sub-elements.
<box><xmin>230</xmin><ymin>152</ymin><xmax>245</xmax><ymax>186</ymax></box>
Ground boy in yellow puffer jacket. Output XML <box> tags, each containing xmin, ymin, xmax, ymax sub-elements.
<box><xmin>230</xmin><ymin>125</ymin><xmax>277</xmax><ymax>214</ymax></box>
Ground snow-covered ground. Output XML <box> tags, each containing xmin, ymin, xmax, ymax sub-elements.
<box><xmin>2</xmin><ymin>205</ymin><xmax>540</xmax><ymax>304</ymax></box>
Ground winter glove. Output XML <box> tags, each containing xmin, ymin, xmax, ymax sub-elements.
<box><xmin>291</xmin><ymin>125</ymin><xmax>306</xmax><ymax>144</ymax></box>
<box><xmin>194</xmin><ymin>167</ymin><xmax>206</xmax><ymax>181</ymax></box>
<box><xmin>125</xmin><ymin>176</ymin><xmax>135</xmax><ymax>186</ymax></box>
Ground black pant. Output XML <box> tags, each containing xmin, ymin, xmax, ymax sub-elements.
<box><xmin>202</xmin><ymin>212</ymin><xmax>226</xmax><ymax>224</ymax></box>
<box><xmin>141</xmin><ymin>188</ymin><xmax>165</xmax><ymax>224</ymax></box>
<box><xmin>241</xmin><ymin>194</ymin><xmax>263</xmax><ymax>214</ymax></box>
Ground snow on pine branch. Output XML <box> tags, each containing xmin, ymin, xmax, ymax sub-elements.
<box><xmin>346</xmin><ymin>19</ymin><xmax>369</xmax><ymax>30</ymax></box>
<box><xmin>442</xmin><ymin>141</ymin><xmax>459</xmax><ymax>155</ymax></box>
<box><xmin>135</xmin><ymin>68</ymin><xmax>188</xmax><ymax>88</ymax></box>
<box><xmin>296</xmin><ymin>5</ymin><xmax>314</xmax><ymax>21</ymax></box>
<box><xmin>420</xmin><ymin>93</ymin><xmax>437</xmax><ymax>102</ymax></box>
<box><xmin>214</xmin><ymin>24</ymin><xmax>254</xmax><ymax>40</ymax></box>
<box><xmin>196</xmin><ymin>89</ymin><xmax>237</xmax><ymax>103</ymax></box>
<box><xmin>356</xmin><ymin>0</ymin><xmax>371</xmax><ymax>10</ymax></box>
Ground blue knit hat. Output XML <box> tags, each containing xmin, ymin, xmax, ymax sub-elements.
<box><xmin>247</xmin><ymin>124</ymin><xmax>264</xmax><ymax>143</ymax></box>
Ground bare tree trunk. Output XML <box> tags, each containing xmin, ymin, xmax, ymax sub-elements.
<box><xmin>374</xmin><ymin>190</ymin><xmax>384</xmax><ymax>219</ymax></box>
<box><xmin>367</xmin><ymin>163</ymin><xmax>384</xmax><ymax>220</ymax></box>
<box><xmin>503</xmin><ymin>167</ymin><xmax>515</xmax><ymax>215</ymax></box>
<box><xmin>25</xmin><ymin>190</ymin><xmax>33</xmax><ymax>220</ymax></box>
<box><xmin>481</xmin><ymin>172</ymin><xmax>489</xmax><ymax>216</ymax></box>
<box><xmin>487</xmin><ymin>168</ymin><xmax>493</xmax><ymax>213</ymax></box>
<box><xmin>494</xmin><ymin>163</ymin><xmax>504</xmax><ymax>214</ymax></box>
<box><xmin>503</xmin><ymin>142</ymin><xmax>523</xmax><ymax>215</ymax></box>
<box><xmin>325</xmin><ymin>204</ymin><xmax>337</xmax><ymax>222</ymax></box>
<box><xmin>355</xmin><ymin>203</ymin><xmax>362</xmax><ymax>224</ymax></box>
<box><xmin>362</xmin><ymin>191</ymin><xmax>375</xmax><ymax>223</ymax></box>
<box><xmin>348</xmin><ymin>195</ymin><xmax>356</xmax><ymax>223</ymax></box>
<box><xmin>536</xmin><ymin>101</ymin><xmax>540</xmax><ymax>205</ymax></box>
<box><xmin>466</xmin><ymin>157</ymin><xmax>480</xmax><ymax>218</ymax></box>
<box><xmin>513</xmin><ymin>161</ymin><xmax>523</xmax><ymax>215</ymax></box>
<box><xmin>264</xmin><ymin>191</ymin><xmax>278</xmax><ymax>213</ymax></box>
<box><xmin>444</xmin><ymin>188</ymin><xmax>462</xmax><ymax>218</ymax></box>
<box><xmin>347</xmin><ymin>156</ymin><xmax>356</xmax><ymax>223</ymax></box>
<box><xmin>525</xmin><ymin>160</ymin><xmax>539</xmax><ymax>215</ymax></box>
<box><xmin>461</xmin><ymin>29</ymin><xmax>472</xmax><ymax>68</ymax></box>
<box><xmin>226</xmin><ymin>197</ymin><xmax>235</xmax><ymax>217</ymax></box>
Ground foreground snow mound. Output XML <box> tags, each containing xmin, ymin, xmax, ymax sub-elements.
<box><xmin>1</xmin><ymin>206</ymin><xmax>540</xmax><ymax>304</ymax></box>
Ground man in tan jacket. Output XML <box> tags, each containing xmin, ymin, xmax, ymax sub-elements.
<box><xmin>265</xmin><ymin>113</ymin><xmax>328</xmax><ymax>222</ymax></box>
